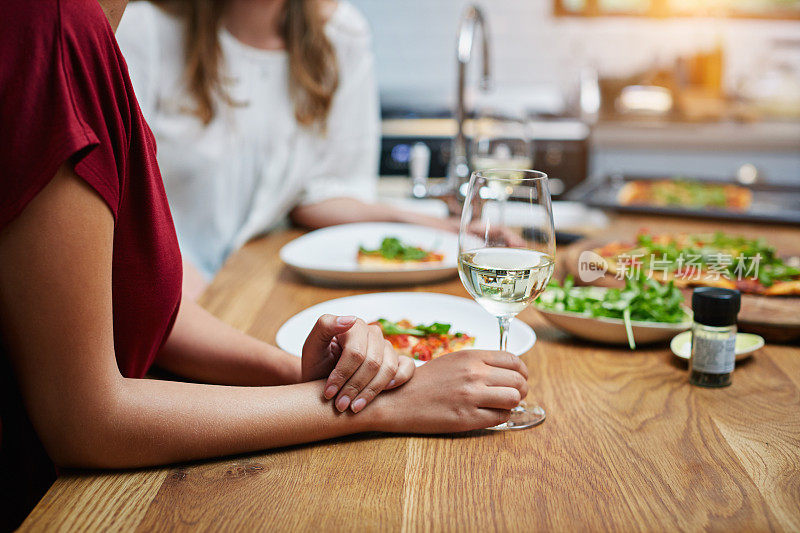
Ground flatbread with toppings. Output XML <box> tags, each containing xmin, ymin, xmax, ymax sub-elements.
<box><xmin>594</xmin><ymin>231</ymin><xmax>800</xmax><ymax>296</ymax></box>
<box><xmin>371</xmin><ymin>319</ymin><xmax>474</xmax><ymax>361</ymax></box>
<box><xmin>618</xmin><ymin>179</ymin><xmax>752</xmax><ymax>211</ymax></box>
<box><xmin>358</xmin><ymin>237</ymin><xmax>444</xmax><ymax>268</ymax></box>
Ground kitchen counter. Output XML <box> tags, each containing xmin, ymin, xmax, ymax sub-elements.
<box><xmin>382</xmin><ymin>118</ymin><xmax>590</xmax><ymax>141</ymax></box>
<box><xmin>382</xmin><ymin>117</ymin><xmax>800</xmax><ymax>152</ymax></box>
<box><xmin>20</xmin><ymin>214</ymin><xmax>800</xmax><ymax>531</ymax></box>
<box><xmin>593</xmin><ymin>120</ymin><xmax>800</xmax><ymax>152</ymax></box>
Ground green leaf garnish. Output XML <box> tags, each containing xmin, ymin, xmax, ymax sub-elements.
<box><xmin>377</xmin><ymin>318</ymin><xmax>452</xmax><ymax>337</ymax></box>
<box><xmin>361</xmin><ymin>237</ymin><xmax>430</xmax><ymax>262</ymax></box>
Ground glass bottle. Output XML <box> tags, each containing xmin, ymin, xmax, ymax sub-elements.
<box><xmin>689</xmin><ymin>287</ymin><xmax>741</xmax><ymax>388</ymax></box>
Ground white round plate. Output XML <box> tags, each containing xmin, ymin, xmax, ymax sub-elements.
<box><xmin>276</xmin><ymin>292</ymin><xmax>537</xmax><ymax>366</ymax></box>
<box><xmin>279</xmin><ymin>223</ymin><xmax>459</xmax><ymax>286</ymax></box>
<box><xmin>670</xmin><ymin>331</ymin><xmax>764</xmax><ymax>361</ymax></box>
<box><xmin>534</xmin><ymin>306</ymin><xmax>692</xmax><ymax>345</ymax></box>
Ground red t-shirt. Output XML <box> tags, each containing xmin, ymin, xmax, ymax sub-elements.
<box><xmin>0</xmin><ymin>0</ymin><xmax>182</xmax><ymax>526</ymax></box>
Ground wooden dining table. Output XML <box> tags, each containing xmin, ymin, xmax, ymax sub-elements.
<box><xmin>21</xmin><ymin>214</ymin><xmax>800</xmax><ymax>531</ymax></box>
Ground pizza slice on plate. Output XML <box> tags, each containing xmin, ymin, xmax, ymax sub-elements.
<box><xmin>371</xmin><ymin>319</ymin><xmax>474</xmax><ymax>361</ymax></box>
<box><xmin>593</xmin><ymin>231</ymin><xmax>800</xmax><ymax>296</ymax></box>
<box><xmin>358</xmin><ymin>237</ymin><xmax>444</xmax><ymax>268</ymax></box>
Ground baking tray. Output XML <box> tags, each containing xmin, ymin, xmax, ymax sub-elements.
<box><xmin>567</xmin><ymin>175</ymin><xmax>800</xmax><ymax>225</ymax></box>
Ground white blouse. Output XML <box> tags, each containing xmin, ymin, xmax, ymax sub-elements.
<box><xmin>117</xmin><ymin>1</ymin><xmax>379</xmax><ymax>277</ymax></box>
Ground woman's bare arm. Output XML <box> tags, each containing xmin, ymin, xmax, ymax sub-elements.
<box><xmin>157</xmin><ymin>289</ymin><xmax>417</xmax><ymax>414</ymax></box>
<box><xmin>290</xmin><ymin>197</ymin><xmax>459</xmax><ymax>232</ymax></box>
<box><xmin>180</xmin><ymin>259</ymin><xmax>209</xmax><ymax>301</ymax></box>
<box><xmin>290</xmin><ymin>197</ymin><xmax>526</xmax><ymax>247</ymax></box>
<box><xmin>0</xmin><ymin>165</ymin><xmax>528</xmax><ymax>470</ymax></box>
<box><xmin>155</xmin><ymin>298</ymin><xmax>302</xmax><ymax>386</ymax></box>
<box><xmin>0</xmin><ymin>166</ymin><xmax>373</xmax><ymax>468</ymax></box>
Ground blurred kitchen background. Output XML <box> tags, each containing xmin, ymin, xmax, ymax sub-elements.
<box><xmin>351</xmin><ymin>0</ymin><xmax>800</xmax><ymax>202</ymax></box>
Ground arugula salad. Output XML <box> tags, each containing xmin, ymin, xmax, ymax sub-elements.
<box><xmin>535</xmin><ymin>275</ymin><xmax>690</xmax><ymax>349</ymax></box>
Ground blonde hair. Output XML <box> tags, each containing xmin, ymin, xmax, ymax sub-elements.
<box><xmin>151</xmin><ymin>0</ymin><xmax>339</xmax><ymax>127</ymax></box>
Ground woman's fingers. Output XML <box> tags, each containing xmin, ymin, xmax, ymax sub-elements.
<box><xmin>476</xmin><ymin>385</ymin><xmax>522</xmax><ymax>410</ymax></box>
<box><xmin>333</xmin><ymin>324</ymin><xmax>386</xmax><ymax>412</ymax></box>
<box><xmin>386</xmin><ymin>355</ymin><xmax>415</xmax><ymax>389</ymax></box>
<box><xmin>350</xmin><ymin>341</ymin><xmax>399</xmax><ymax>413</ymax></box>
<box><xmin>478</xmin><ymin>408</ymin><xmax>513</xmax><ymax>428</ymax></box>
<box><xmin>322</xmin><ymin>319</ymin><xmax>369</xmax><ymax>400</ymax></box>
<box><xmin>481</xmin><ymin>350</ymin><xmax>528</xmax><ymax>380</ymax></box>
<box><xmin>329</xmin><ymin>339</ymin><xmax>342</xmax><ymax>357</ymax></box>
<box><xmin>303</xmin><ymin>314</ymin><xmax>356</xmax><ymax>358</ymax></box>
<box><xmin>484</xmin><ymin>367</ymin><xmax>529</xmax><ymax>399</ymax></box>
<box><xmin>301</xmin><ymin>315</ymin><xmax>357</xmax><ymax>383</ymax></box>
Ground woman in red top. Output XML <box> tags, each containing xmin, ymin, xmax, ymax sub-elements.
<box><xmin>0</xmin><ymin>0</ymin><xmax>529</xmax><ymax>528</ymax></box>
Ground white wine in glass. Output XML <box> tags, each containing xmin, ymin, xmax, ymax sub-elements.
<box><xmin>457</xmin><ymin>169</ymin><xmax>555</xmax><ymax>430</ymax></box>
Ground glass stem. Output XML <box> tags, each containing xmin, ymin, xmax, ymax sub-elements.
<box><xmin>498</xmin><ymin>315</ymin><xmax>512</xmax><ymax>351</ymax></box>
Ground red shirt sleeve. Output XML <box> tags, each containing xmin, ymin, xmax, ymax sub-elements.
<box><xmin>0</xmin><ymin>1</ymin><xmax>126</xmax><ymax>229</ymax></box>
<box><xmin>1</xmin><ymin>3</ymin><xmax>183</xmax><ymax>527</ymax></box>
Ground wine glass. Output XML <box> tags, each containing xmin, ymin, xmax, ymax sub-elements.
<box><xmin>469</xmin><ymin>115</ymin><xmax>533</xmax><ymax>173</ymax></box>
<box><xmin>457</xmin><ymin>169</ymin><xmax>555</xmax><ymax>430</ymax></box>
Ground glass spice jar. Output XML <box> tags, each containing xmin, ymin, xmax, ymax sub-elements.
<box><xmin>689</xmin><ymin>287</ymin><xmax>741</xmax><ymax>388</ymax></box>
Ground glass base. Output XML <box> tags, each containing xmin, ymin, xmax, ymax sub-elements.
<box><xmin>487</xmin><ymin>401</ymin><xmax>546</xmax><ymax>430</ymax></box>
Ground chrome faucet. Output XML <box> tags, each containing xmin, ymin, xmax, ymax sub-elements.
<box><xmin>450</xmin><ymin>4</ymin><xmax>491</xmax><ymax>192</ymax></box>
<box><xmin>412</xmin><ymin>5</ymin><xmax>491</xmax><ymax>216</ymax></box>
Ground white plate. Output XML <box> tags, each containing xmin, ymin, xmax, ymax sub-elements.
<box><xmin>276</xmin><ymin>292</ymin><xmax>537</xmax><ymax>365</ymax></box>
<box><xmin>279</xmin><ymin>223</ymin><xmax>459</xmax><ymax>286</ymax></box>
<box><xmin>670</xmin><ymin>331</ymin><xmax>764</xmax><ymax>361</ymax></box>
<box><xmin>534</xmin><ymin>306</ymin><xmax>692</xmax><ymax>345</ymax></box>
<box><xmin>483</xmin><ymin>201</ymin><xmax>609</xmax><ymax>232</ymax></box>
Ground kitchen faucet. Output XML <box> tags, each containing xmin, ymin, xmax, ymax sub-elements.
<box><xmin>451</xmin><ymin>4</ymin><xmax>491</xmax><ymax>190</ymax></box>
<box><xmin>412</xmin><ymin>4</ymin><xmax>491</xmax><ymax>215</ymax></box>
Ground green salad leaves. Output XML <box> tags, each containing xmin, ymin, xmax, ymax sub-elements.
<box><xmin>535</xmin><ymin>275</ymin><xmax>690</xmax><ymax>349</ymax></box>
<box><xmin>376</xmin><ymin>319</ymin><xmax>452</xmax><ymax>337</ymax></box>
<box><xmin>537</xmin><ymin>275</ymin><xmax>688</xmax><ymax>323</ymax></box>
<box><xmin>359</xmin><ymin>237</ymin><xmax>428</xmax><ymax>261</ymax></box>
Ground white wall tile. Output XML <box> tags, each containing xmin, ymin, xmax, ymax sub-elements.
<box><xmin>350</xmin><ymin>0</ymin><xmax>800</xmax><ymax>111</ymax></box>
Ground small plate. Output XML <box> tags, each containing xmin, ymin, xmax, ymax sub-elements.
<box><xmin>279</xmin><ymin>223</ymin><xmax>459</xmax><ymax>286</ymax></box>
<box><xmin>535</xmin><ymin>306</ymin><xmax>692</xmax><ymax>345</ymax></box>
<box><xmin>276</xmin><ymin>292</ymin><xmax>536</xmax><ymax>366</ymax></box>
<box><xmin>670</xmin><ymin>331</ymin><xmax>764</xmax><ymax>361</ymax></box>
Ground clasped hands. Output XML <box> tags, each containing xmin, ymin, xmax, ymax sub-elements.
<box><xmin>300</xmin><ymin>315</ymin><xmax>530</xmax><ymax>433</ymax></box>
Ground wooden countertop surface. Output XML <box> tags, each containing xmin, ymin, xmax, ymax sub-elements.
<box><xmin>380</xmin><ymin>117</ymin><xmax>800</xmax><ymax>151</ymax></box>
<box><xmin>21</xmin><ymin>215</ymin><xmax>800</xmax><ymax>531</ymax></box>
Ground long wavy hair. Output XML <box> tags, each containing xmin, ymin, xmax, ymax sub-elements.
<box><xmin>150</xmin><ymin>0</ymin><xmax>339</xmax><ymax>128</ymax></box>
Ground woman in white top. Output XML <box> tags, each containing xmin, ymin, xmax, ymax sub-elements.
<box><xmin>118</xmin><ymin>0</ymin><xmax>447</xmax><ymax>298</ymax></box>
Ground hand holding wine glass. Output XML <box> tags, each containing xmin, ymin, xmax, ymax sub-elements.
<box><xmin>457</xmin><ymin>169</ymin><xmax>555</xmax><ymax>429</ymax></box>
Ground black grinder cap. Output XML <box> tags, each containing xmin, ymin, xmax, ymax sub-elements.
<box><xmin>692</xmin><ymin>287</ymin><xmax>741</xmax><ymax>327</ymax></box>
